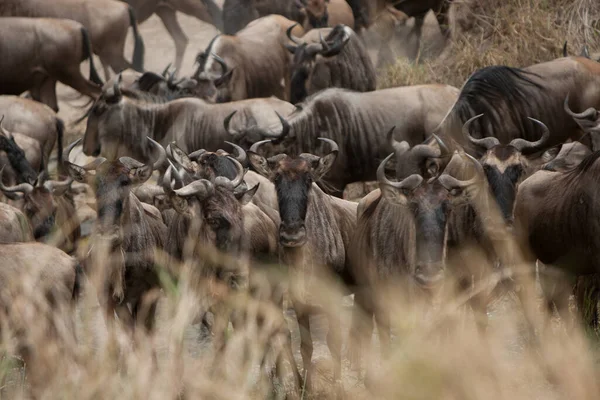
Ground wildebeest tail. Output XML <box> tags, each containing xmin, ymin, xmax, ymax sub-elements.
<box><xmin>73</xmin><ymin>262</ymin><xmax>85</xmax><ymax>300</ymax></box>
<box><xmin>56</xmin><ymin>118</ymin><xmax>65</xmax><ymax>176</ymax></box>
<box><xmin>80</xmin><ymin>27</ymin><xmax>103</xmax><ymax>85</ymax></box>
<box><xmin>203</xmin><ymin>0</ymin><xmax>224</xmax><ymax>32</ymax></box>
<box><xmin>128</xmin><ymin>6</ymin><xmax>145</xmax><ymax>72</ymax></box>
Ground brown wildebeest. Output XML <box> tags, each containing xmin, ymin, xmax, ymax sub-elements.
<box><xmin>248</xmin><ymin>137</ymin><xmax>357</xmax><ymax>395</ymax></box>
<box><xmin>0</xmin><ymin>202</ymin><xmax>33</xmax><ymax>243</ymax></box>
<box><xmin>0</xmin><ymin>118</ymin><xmax>40</xmax><ymax>186</ymax></box>
<box><xmin>123</xmin><ymin>0</ymin><xmax>222</xmax><ymax>72</ymax></box>
<box><xmin>229</xmin><ymin>84</ymin><xmax>459</xmax><ymax>196</ymax></box>
<box><xmin>435</xmin><ymin>57</ymin><xmax>600</xmax><ymax>153</ymax></box>
<box><xmin>194</xmin><ymin>15</ymin><xmax>305</xmax><ymax>102</ymax></box>
<box><xmin>295</xmin><ymin>0</ymin><xmax>354</xmax><ymax>30</ymax></box>
<box><xmin>0</xmin><ymin>168</ymin><xmax>80</xmax><ymax>254</ymax></box>
<box><xmin>0</xmin><ymin>17</ymin><xmax>102</xmax><ymax>112</ymax></box>
<box><xmin>222</xmin><ymin>0</ymin><xmax>305</xmax><ymax>35</ymax></box>
<box><xmin>64</xmin><ymin>137</ymin><xmax>167</xmax><ymax>337</ymax></box>
<box><xmin>462</xmin><ymin>114</ymin><xmax>551</xmax><ymax>223</ymax></box>
<box><xmin>349</xmin><ymin>140</ymin><xmax>496</xmax><ymax>387</ymax></box>
<box><xmin>286</xmin><ymin>24</ymin><xmax>376</xmax><ymax>103</ymax></box>
<box><xmin>81</xmin><ymin>80</ymin><xmax>294</xmax><ymax>162</ymax></box>
<box><xmin>0</xmin><ymin>0</ymin><xmax>145</xmax><ymax>78</ymax></box>
<box><xmin>0</xmin><ymin>96</ymin><xmax>65</xmax><ymax>176</ymax></box>
<box><xmin>541</xmin><ymin>140</ymin><xmax>592</xmax><ymax>172</ymax></box>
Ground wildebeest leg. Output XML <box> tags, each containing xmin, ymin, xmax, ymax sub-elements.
<box><xmin>167</xmin><ymin>0</ymin><xmax>213</xmax><ymax>24</ymax></box>
<box><xmin>57</xmin><ymin>68</ymin><xmax>101</xmax><ymax>101</ymax></box>
<box><xmin>156</xmin><ymin>5</ymin><xmax>188</xmax><ymax>73</ymax></box>
<box><xmin>435</xmin><ymin>0</ymin><xmax>451</xmax><ymax>40</ymax></box>
<box><xmin>327</xmin><ymin>308</ymin><xmax>343</xmax><ymax>398</ymax></box>
<box><xmin>295</xmin><ymin>307</ymin><xmax>313</xmax><ymax>393</ymax></box>
<box><xmin>539</xmin><ymin>264</ymin><xmax>575</xmax><ymax>331</ymax></box>
<box><xmin>412</xmin><ymin>15</ymin><xmax>426</xmax><ymax>61</ymax></box>
<box><xmin>348</xmin><ymin>289</ymin><xmax>373</xmax><ymax>375</ymax></box>
<box><xmin>35</xmin><ymin>78</ymin><xmax>59</xmax><ymax>113</ymax></box>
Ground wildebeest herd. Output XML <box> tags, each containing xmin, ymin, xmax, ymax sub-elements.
<box><xmin>2</xmin><ymin>0</ymin><xmax>600</xmax><ymax>397</ymax></box>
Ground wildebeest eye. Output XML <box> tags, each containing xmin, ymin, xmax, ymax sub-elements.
<box><xmin>449</xmin><ymin>188</ymin><xmax>462</xmax><ymax>196</ymax></box>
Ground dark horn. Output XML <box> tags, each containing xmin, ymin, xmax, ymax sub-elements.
<box><xmin>317</xmin><ymin>137</ymin><xmax>339</xmax><ymax>154</ymax></box>
<box><xmin>223</xmin><ymin>110</ymin><xmax>238</xmax><ymax>136</ymax></box>
<box><xmin>286</xmin><ymin>24</ymin><xmax>303</xmax><ymax>45</ymax></box>
<box><xmin>148</xmin><ymin>137</ymin><xmax>166</xmax><ymax>171</ymax></box>
<box><xmin>215</xmin><ymin>156</ymin><xmax>245</xmax><ymax>189</ymax></box>
<box><xmin>274</xmin><ymin>112</ymin><xmax>290</xmax><ymax>138</ymax></box>
<box><xmin>162</xmin><ymin>63</ymin><xmax>172</xmax><ymax>77</ymax></box>
<box><xmin>224</xmin><ymin>141</ymin><xmax>247</xmax><ymax>165</ymax></box>
<box><xmin>463</xmin><ymin>114</ymin><xmax>500</xmax><ymax>150</ymax></box>
<box><xmin>432</xmin><ymin>134</ymin><xmax>450</xmax><ymax>157</ymax></box>
<box><xmin>376</xmin><ymin>153</ymin><xmax>423</xmax><ymax>190</ymax></box>
<box><xmin>212</xmin><ymin>53</ymin><xmax>229</xmax><ymax>73</ymax></box>
<box><xmin>509</xmin><ymin>118</ymin><xmax>550</xmax><ymax>152</ymax></box>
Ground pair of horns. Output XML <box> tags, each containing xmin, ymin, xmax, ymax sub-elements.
<box><xmin>463</xmin><ymin>114</ymin><xmax>550</xmax><ymax>152</ymax></box>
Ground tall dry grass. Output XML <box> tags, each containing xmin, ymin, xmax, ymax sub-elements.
<box><xmin>379</xmin><ymin>0</ymin><xmax>600</xmax><ymax>88</ymax></box>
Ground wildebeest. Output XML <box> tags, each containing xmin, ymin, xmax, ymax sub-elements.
<box><xmin>0</xmin><ymin>17</ymin><xmax>102</xmax><ymax>112</ymax></box>
<box><xmin>64</xmin><ymin>137</ymin><xmax>167</xmax><ymax>335</ymax></box>
<box><xmin>541</xmin><ymin>140</ymin><xmax>592</xmax><ymax>172</ymax></box>
<box><xmin>513</xmin><ymin>149</ymin><xmax>600</xmax><ymax>326</ymax></box>
<box><xmin>0</xmin><ymin>118</ymin><xmax>39</xmax><ymax>186</ymax></box>
<box><xmin>248</xmin><ymin>137</ymin><xmax>357</xmax><ymax>393</ymax></box>
<box><xmin>462</xmin><ymin>114</ymin><xmax>550</xmax><ymax>223</ymax></box>
<box><xmin>230</xmin><ymin>85</ymin><xmax>459</xmax><ymax>196</ymax></box>
<box><xmin>434</xmin><ymin>57</ymin><xmax>600</xmax><ymax>153</ymax></box>
<box><xmin>124</xmin><ymin>0</ymin><xmax>223</xmax><ymax>72</ymax></box>
<box><xmin>286</xmin><ymin>24</ymin><xmax>376</xmax><ymax>104</ymax></box>
<box><xmin>0</xmin><ymin>202</ymin><xmax>34</xmax><ymax>243</ymax></box>
<box><xmin>221</xmin><ymin>0</ymin><xmax>304</xmax><ymax>35</ymax></box>
<box><xmin>82</xmin><ymin>81</ymin><xmax>295</xmax><ymax>162</ymax></box>
<box><xmin>0</xmin><ymin>169</ymin><xmax>80</xmax><ymax>254</ymax></box>
<box><xmin>0</xmin><ymin>0</ymin><xmax>145</xmax><ymax>77</ymax></box>
<box><xmin>194</xmin><ymin>15</ymin><xmax>304</xmax><ymax>102</ymax></box>
<box><xmin>0</xmin><ymin>96</ymin><xmax>65</xmax><ymax>175</ymax></box>
<box><xmin>297</xmin><ymin>0</ymin><xmax>354</xmax><ymax>30</ymax></box>
<box><xmin>349</xmin><ymin>143</ymin><xmax>495</xmax><ymax>380</ymax></box>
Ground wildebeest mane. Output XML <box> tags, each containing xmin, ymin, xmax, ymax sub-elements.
<box><xmin>566</xmin><ymin>150</ymin><xmax>600</xmax><ymax>181</ymax></box>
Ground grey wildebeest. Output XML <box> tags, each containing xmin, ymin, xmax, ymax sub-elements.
<box><xmin>462</xmin><ymin>114</ymin><xmax>551</xmax><ymax>223</ymax></box>
<box><xmin>248</xmin><ymin>138</ymin><xmax>357</xmax><ymax>394</ymax></box>
<box><xmin>82</xmin><ymin>80</ymin><xmax>294</xmax><ymax>162</ymax></box>
<box><xmin>194</xmin><ymin>15</ymin><xmax>305</xmax><ymax>102</ymax></box>
<box><xmin>434</xmin><ymin>57</ymin><xmax>600</xmax><ymax>153</ymax></box>
<box><xmin>0</xmin><ymin>202</ymin><xmax>33</xmax><ymax>243</ymax></box>
<box><xmin>0</xmin><ymin>118</ymin><xmax>39</xmax><ymax>186</ymax></box>
<box><xmin>349</xmin><ymin>142</ymin><xmax>496</xmax><ymax>382</ymax></box>
<box><xmin>229</xmin><ymin>85</ymin><xmax>459</xmax><ymax>196</ymax></box>
<box><xmin>221</xmin><ymin>0</ymin><xmax>304</xmax><ymax>35</ymax></box>
<box><xmin>123</xmin><ymin>0</ymin><xmax>222</xmax><ymax>72</ymax></box>
<box><xmin>0</xmin><ymin>169</ymin><xmax>80</xmax><ymax>254</ymax></box>
<box><xmin>286</xmin><ymin>24</ymin><xmax>376</xmax><ymax>104</ymax></box>
<box><xmin>0</xmin><ymin>17</ymin><xmax>102</xmax><ymax>112</ymax></box>
<box><xmin>513</xmin><ymin>150</ymin><xmax>600</xmax><ymax>328</ymax></box>
<box><xmin>0</xmin><ymin>96</ymin><xmax>65</xmax><ymax>174</ymax></box>
<box><xmin>0</xmin><ymin>0</ymin><xmax>145</xmax><ymax>77</ymax></box>
<box><xmin>64</xmin><ymin>138</ymin><xmax>167</xmax><ymax>335</ymax></box>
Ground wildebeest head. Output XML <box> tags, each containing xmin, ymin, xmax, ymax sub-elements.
<box><xmin>377</xmin><ymin>150</ymin><xmax>484</xmax><ymax>289</ymax></box>
<box><xmin>285</xmin><ymin>25</ymin><xmax>351</xmax><ymax>103</ymax></box>
<box><xmin>0</xmin><ymin>168</ymin><xmax>72</xmax><ymax>241</ymax></box>
<box><xmin>248</xmin><ymin>137</ymin><xmax>337</xmax><ymax>247</ymax></box>
<box><xmin>135</xmin><ymin>67</ymin><xmax>215</xmax><ymax>102</ymax></box>
<box><xmin>0</xmin><ymin>117</ymin><xmax>37</xmax><ymax>186</ymax></box>
<box><xmin>541</xmin><ymin>140</ymin><xmax>591</xmax><ymax>172</ymax></box>
<box><xmin>297</xmin><ymin>0</ymin><xmax>330</xmax><ymax>28</ymax></box>
<box><xmin>192</xmin><ymin>36</ymin><xmax>235</xmax><ymax>103</ymax></box>
<box><xmin>166</xmin><ymin>156</ymin><xmax>257</xmax><ymax>255</ymax></box>
<box><xmin>463</xmin><ymin>114</ymin><xmax>549</xmax><ymax>224</ymax></box>
<box><xmin>387</xmin><ymin>127</ymin><xmax>450</xmax><ymax>179</ymax></box>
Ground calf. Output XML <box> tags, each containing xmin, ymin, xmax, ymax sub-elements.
<box><xmin>248</xmin><ymin>137</ymin><xmax>357</xmax><ymax>394</ymax></box>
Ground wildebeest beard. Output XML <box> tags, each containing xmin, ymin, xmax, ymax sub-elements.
<box><xmin>32</xmin><ymin>214</ymin><xmax>56</xmax><ymax>241</ymax></box>
<box><xmin>0</xmin><ymin>137</ymin><xmax>37</xmax><ymax>184</ymax></box>
<box><xmin>484</xmin><ymin>165</ymin><xmax>522</xmax><ymax>222</ymax></box>
<box><xmin>275</xmin><ymin>172</ymin><xmax>311</xmax><ymax>237</ymax></box>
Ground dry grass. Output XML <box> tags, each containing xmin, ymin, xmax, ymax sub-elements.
<box><xmin>379</xmin><ymin>0</ymin><xmax>600</xmax><ymax>88</ymax></box>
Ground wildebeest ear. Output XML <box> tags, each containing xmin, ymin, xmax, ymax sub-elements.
<box><xmin>311</xmin><ymin>151</ymin><xmax>337</xmax><ymax>181</ymax></box>
<box><xmin>168</xmin><ymin>143</ymin><xmax>195</xmax><ymax>172</ymax></box>
<box><xmin>236</xmin><ymin>183</ymin><xmax>259</xmax><ymax>206</ymax></box>
<box><xmin>248</xmin><ymin>152</ymin><xmax>273</xmax><ymax>179</ymax></box>
<box><xmin>129</xmin><ymin>165</ymin><xmax>153</xmax><ymax>185</ymax></box>
<box><xmin>214</xmin><ymin>68</ymin><xmax>234</xmax><ymax>88</ymax></box>
<box><xmin>171</xmin><ymin>195</ymin><xmax>189</xmax><ymax>214</ymax></box>
<box><xmin>380</xmin><ymin>183</ymin><xmax>409</xmax><ymax>206</ymax></box>
<box><xmin>64</xmin><ymin>162</ymin><xmax>90</xmax><ymax>184</ymax></box>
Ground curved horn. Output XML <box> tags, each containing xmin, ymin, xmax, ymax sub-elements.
<box><xmin>211</xmin><ymin>53</ymin><xmax>229</xmax><ymax>73</ymax></box>
<box><xmin>0</xmin><ymin>115</ymin><xmax>12</xmax><ymax>140</ymax></box>
<box><xmin>431</xmin><ymin>134</ymin><xmax>450</xmax><ymax>158</ymax></box>
<box><xmin>438</xmin><ymin>153</ymin><xmax>484</xmax><ymax>190</ymax></box>
<box><xmin>174</xmin><ymin>179</ymin><xmax>215</xmax><ymax>199</ymax></box>
<box><xmin>387</xmin><ymin>126</ymin><xmax>409</xmax><ymax>155</ymax></box>
<box><xmin>317</xmin><ymin>137</ymin><xmax>339</xmax><ymax>154</ymax></box>
<box><xmin>44</xmin><ymin>177</ymin><xmax>73</xmax><ymax>193</ymax></box>
<box><xmin>215</xmin><ymin>156</ymin><xmax>245</xmax><ymax>189</ymax></box>
<box><xmin>148</xmin><ymin>137</ymin><xmax>166</xmax><ymax>171</ymax></box>
<box><xmin>0</xmin><ymin>167</ymin><xmax>34</xmax><ymax>194</ymax></box>
<box><xmin>376</xmin><ymin>153</ymin><xmax>423</xmax><ymax>190</ymax></box>
<box><xmin>320</xmin><ymin>28</ymin><xmax>350</xmax><ymax>56</ymax></box>
<box><xmin>564</xmin><ymin>93</ymin><xmax>597</xmax><ymax>120</ymax></box>
<box><xmin>223</xmin><ymin>110</ymin><xmax>238</xmax><ymax>136</ymax></box>
<box><xmin>463</xmin><ymin>114</ymin><xmax>499</xmax><ymax>150</ymax></box>
<box><xmin>162</xmin><ymin>63</ymin><xmax>172</xmax><ymax>77</ymax></box>
<box><xmin>274</xmin><ymin>112</ymin><xmax>290</xmax><ymax>138</ymax></box>
<box><xmin>509</xmin><ymin>118</ymin><xmax>550</xmax><ymax>152</ymax></box>
<box><xmin>63</xmin><ymin>138</ymin><xmax>83</xmax><ymax>165</ymax></box>
<box><xmin>249</xmin><ymin>139</ymin><xmax>274</xmax><ymax>154</ymax></box>
<box><xmin>224</xmin><ymin>141</ymin><xmax>247</xmax><ymax>165</ymax></box>
<box><xmin>112</xmin><ymin>73</ymin><xmax>122</xmax><ymax>99</ymax></box>
<box><xmin>286</xmin><ymin>24</ymin><xmax>303</xmax><ymax>45</ymax></box>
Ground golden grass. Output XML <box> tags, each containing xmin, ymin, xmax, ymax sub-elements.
<box><xmin>379</xmin><ymin>0</ymin><xmax>600</xmax><ymax>88</ymax></box>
